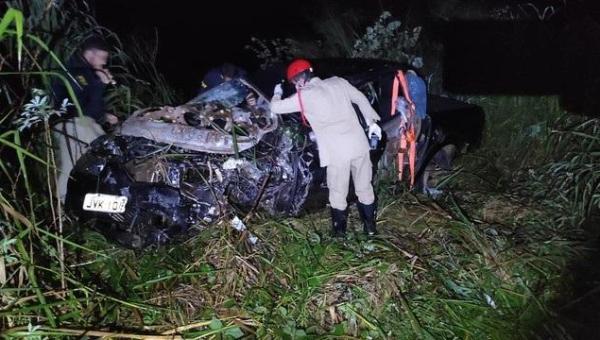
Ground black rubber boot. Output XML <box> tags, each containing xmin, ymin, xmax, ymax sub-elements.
<box><xmin>330</xmin><ymin>208</ymin><xmax>348</xmax><ymax>237</ymax></box>
<box><xmin>357</xmin><ymin>202</ymin><xmax>377</xmax><ymax>236</ymax></box>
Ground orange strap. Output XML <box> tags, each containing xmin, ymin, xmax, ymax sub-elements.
<box><xmin>390</xmin><ymin>70</ymin><xmax>417</xmax><ymax>187</ymax></box>
<box><xmin>390</xmin><ymin>75</ymin><xmax>399</xmax><ymax>118</ymax></box>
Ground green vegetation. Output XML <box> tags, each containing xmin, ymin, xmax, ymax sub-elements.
<box><xmin>1</xmin><ymin>3</ymin><xmax>598</xmax><ymax>339</ymax></box>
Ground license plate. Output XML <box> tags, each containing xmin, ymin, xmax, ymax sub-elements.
<box><xmin>83</xmin><ymin>193</ymin><xmax>128</xmax><ymax>213</ymax></box>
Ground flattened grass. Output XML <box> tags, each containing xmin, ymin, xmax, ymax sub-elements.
<box><xmin>4</xmin><ymin>177</ymin><xmax>571</xmax><ymax>338</ymax></box>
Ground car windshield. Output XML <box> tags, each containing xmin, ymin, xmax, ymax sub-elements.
<box><xmin>187</xmin><ymin>79</ymin><xmax>250</xmax><ymax>108</ymax></box>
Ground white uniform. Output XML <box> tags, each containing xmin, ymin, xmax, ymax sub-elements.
<box><xmin>271</xmin><ymin>76</ymin><xmax>381</xmax><ymax>210</ymax></box>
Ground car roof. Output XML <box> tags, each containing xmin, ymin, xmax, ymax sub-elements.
<box><xmin>250</xmin><ymin>58</ymin><xmax>414</xmax><ymax>94</ymax></box>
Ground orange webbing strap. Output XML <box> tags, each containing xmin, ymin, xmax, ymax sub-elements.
<box><xmin>390</xmin><ymin>70</ymin><xmax>417</xmax><ymax>187</ymax></box>
<box><xmin>297</xmin><ymin>87</ymin><xmax>310</xmax><ymax>127</ymax></box>
<box><xmin>397</xmin><ymin>132</ymin><xmax>406</xmax><ymax>181</ymax></box>
<box><xmin>407</xmin><ymin>125</ymin><xmax>416</xmax><ymax>187</ymax></box>
<box><xmin>390</xmin><ymin>74</ymin><xmax>400</xmax><ymax>118</ymax></box>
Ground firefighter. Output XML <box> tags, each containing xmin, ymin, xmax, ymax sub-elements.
<box><xmin>52</xmin><ymin>36</ymin><xmax>118</xmax><ymax>202</ymax></box>
<box><xmin>270</xmin><ymin>59</ymin><xmax>382</xmax><ymax>236</ymax></box>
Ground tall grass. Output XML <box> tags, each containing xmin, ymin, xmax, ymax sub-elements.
<box><xmin>533</xmin><ymin>115</ymin><xmax>600</xmax><ymax>226</ymax></box>
<box><xmin>0</xmin><ymin>3</ymin><xmax>186</xmax><ymax>338</ymax></box>
<box><xmin>449</xmin><ymin>95</ymin><xmax>563</xmax><ymax>191</ymax></box>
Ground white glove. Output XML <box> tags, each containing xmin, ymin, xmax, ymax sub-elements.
<box><xmin>245</xmin><ymin>93</ymin><xmax>256</xmax><ymax>106</ymax></box>
<box><xmin>368</xmin><ymin>122</ymin><xmax>382</xmax><ymax>139</ymax></box>
<box><xmin>273</xmin><ymin>83</ymin><xmax>283</xmax><ymax>97</ymax></box>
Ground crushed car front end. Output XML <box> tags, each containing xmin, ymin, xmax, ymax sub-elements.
<box><xmin>66</xmin><ymin>79</ymin><xmax>326</xmax><ymax>248</ymax></box>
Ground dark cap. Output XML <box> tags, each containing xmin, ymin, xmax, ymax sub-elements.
<box><xmin>221</xmin><ymin>63</ymin><xmax>240</xmax><ymax>78</ymax></box>
<box><xmin>80</xmin><ymin>36</ymin><xmax>109</xmax><ymax>52</ymax></box>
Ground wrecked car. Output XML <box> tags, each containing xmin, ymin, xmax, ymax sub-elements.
<box><xmin>66</xmin><ymin>61</ymin><xmax>484</xmax><ymax>248</ymax></box>
<box><xmin>66</xmin><ymin>78</ymin><xmax>325</xmax><ymax>247</ymax></box>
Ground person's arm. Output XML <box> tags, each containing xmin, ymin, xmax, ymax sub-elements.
<box><xmin>85</xmin><ymin>89</ymin><xmax>117</xmax><ymax>125</ymax></box>
<box><xmin>84</xmin><ymin>85</ymin><xmax>105</xmax><ymax>124</ymax></box>
<box><xmin>270</xmin><ymin>92</ymin><xmax>301</xmax><ymax>114</ymax></box>
<box><xmin>343</xmin><ymin>79</ymin><xmax>381</xmax><ymax>125</ymax></box>
<box><xmin>92</xmin><ymin>69</ymin><xmax>119</xmax><ymax>125</ymax></box>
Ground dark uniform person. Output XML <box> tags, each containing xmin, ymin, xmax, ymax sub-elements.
<box><xmin>52</xmin><ymin>36</ymin><xmax>118</xmax><ymax>201</ymax></box>
<box><xmin>198</xmin><ymin>62</ymin><xmax>257</xmax><ymax>106</ymax></box>
<box><xmin>199</xmin><ymin>62</ymin><xmax>248</xmax><ymax>93</ymax></box>
<box><xmin>270</xmin><ymin>59</ymin><xmax>382</xmax><ymax>237</ymax></box>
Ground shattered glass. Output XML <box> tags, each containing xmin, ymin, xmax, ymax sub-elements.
<box><xmin>187</xmin><ymin>79</ymin><xmax>250</xmax><ymax>108</ymax></box>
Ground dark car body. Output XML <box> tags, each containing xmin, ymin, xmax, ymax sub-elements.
<box><xmin>66</xmin><ymin>60</ymin><xmax>484</xmax><ymax>248</ymax></box>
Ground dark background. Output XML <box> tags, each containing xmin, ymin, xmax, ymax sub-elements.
<box><xmin>93</xmin><ymin>0</ymin><xmax>412</xmax><ymax>94</ymax></box>
<box><xmin>95</xmin><ymin>0</ymin><xmax>320</xmax><ymax>95</ymax></box>
<box><xmin>94</xmin><ymin>0</ymin><xmax>600</xmax><ymax>114</ymax></box>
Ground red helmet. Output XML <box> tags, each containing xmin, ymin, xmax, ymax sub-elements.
<box><xmin>286</xmin><ymin>59</ymin><xmax>312</xmax><ymax>82</ymax></box>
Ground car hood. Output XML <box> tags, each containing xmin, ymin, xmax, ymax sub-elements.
<box><xmin>119</xmin><ymin>79</ymin><xmax>277</xmax><ymax>154</ymax></box>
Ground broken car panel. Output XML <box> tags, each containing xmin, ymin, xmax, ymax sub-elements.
<box><xmin>67</xmin><ymin>78</ymin><xmax>323</xmax><ymax>248</ymax></box>
<box><xmin>120</xmin><ymin>79</ymin><xmax>277</xmax><ymax>154</ymax></box>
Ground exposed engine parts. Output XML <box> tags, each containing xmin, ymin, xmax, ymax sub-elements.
<box><xmin>67</xmin><ymin>116</ymin><xmax>323</xmax><ymax>248</ymax></box>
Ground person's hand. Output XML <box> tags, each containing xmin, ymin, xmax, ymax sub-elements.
<box><xmin>246</xmin><ymin>93</ymin><xmax>257</xmax><ymax>106</ymax></box>
<box><xmin>368</xmin><ymin>122</ymin><xmax>382</xmax><ymax>139</ymax></box>
<box><xmin>105</xmin><ymin>113</ymin><xmax>119</xmax><ymax>125</ymax></box>
<box><xmin>273</xmin><ymin>83</ymin><xmax>283</xmax><ymax>97</ymax></box>
<box><xmin>95</xmin><ymin>68</ymin><xmax>116</xmax><ymax>85</ymax></box>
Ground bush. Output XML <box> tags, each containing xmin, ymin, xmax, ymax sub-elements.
<box><xmin>351</xmin><ymin>11</ymin><xmax>423</xmax><ymax>69</ymax></box>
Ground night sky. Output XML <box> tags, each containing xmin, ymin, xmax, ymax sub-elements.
<box><xmin>94</xmin><ymin>0</ymin><xmax>402</xmax><ymax>95</ymax></box>
<box><xmin>94</xmin><ymin>0</ymin><xmax>600</xmax><ymax>113</ymax></box>
<box><xmin>95</xmin><ymin>0</ymin><xmax>323</xmax><ymax>94</ymax></box>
